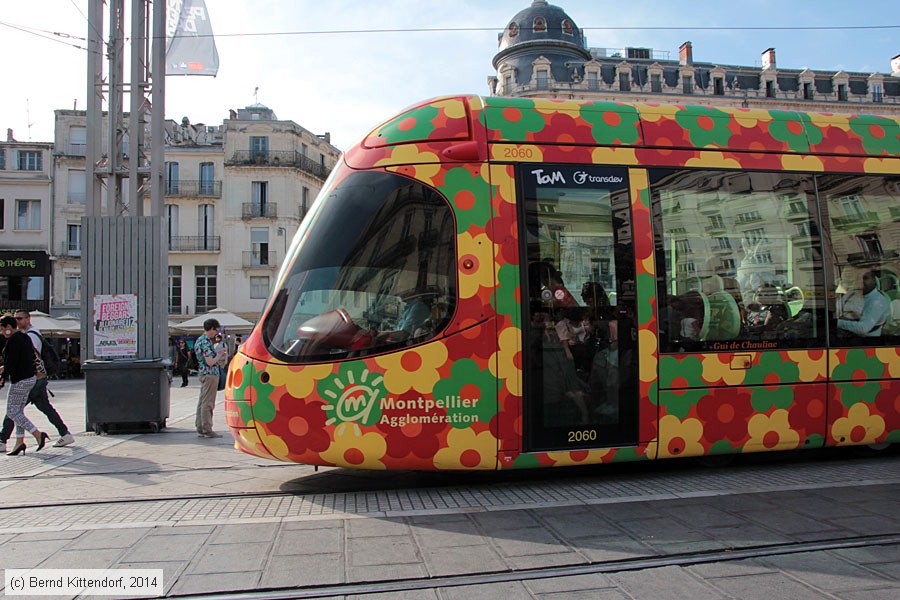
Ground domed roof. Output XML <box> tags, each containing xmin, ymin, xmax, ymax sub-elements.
<box><xmin>497</xmin><ymin>0</ymin><xmax>585</xmax><ymax>52</ymax></box>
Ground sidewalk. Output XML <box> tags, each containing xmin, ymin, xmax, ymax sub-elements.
<box><xmin>1</xmin><ymin>379</ymin><xmax>900</xmax><ymax>598</ymax></box>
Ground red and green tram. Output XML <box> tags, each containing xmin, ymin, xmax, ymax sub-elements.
<box><xmin>225</xmin><ymin>95</ymin><xmax>900</xmax><ymax>469</ymax></box>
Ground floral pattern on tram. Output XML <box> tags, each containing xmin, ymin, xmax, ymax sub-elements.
<box><xmin>227</xmin><ymin>95</ymin><xmax>900</xmax><ymax>470</ymax></box>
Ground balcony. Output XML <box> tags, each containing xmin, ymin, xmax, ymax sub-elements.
<box><xmin>831</xmin><ymin>211</ymin><xmax>880</xmax><ymax>231</ymax></box>
<box><xmin>243</xmin><ymin>251</ymin><xmax>277</xmax><ymax>268</ymax></box>
<box><xmin>226</xmin><ymin>150</ymin><xmax>332</xmax><ymax>180</ymax></box>
<box><xmin>242</xmin><ymin>202</ymin><xmax>278</xmax><ymax>219</ymax></box>
<box><xmin>164</xmin><ymin>180</ymin><xmax>222</xmax><ymax>198</ymax></box>
<box><xmin>169</xmin><ymin>236</ymin><xmax>221</xmax><ymax>252</ymax></box>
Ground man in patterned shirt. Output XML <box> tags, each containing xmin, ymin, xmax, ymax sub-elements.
<box><xmin>194</xmin><ymin>318</ymin><xmax>227</xmax><ymax>438</ymax></box>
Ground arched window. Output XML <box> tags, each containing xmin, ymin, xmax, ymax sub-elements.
<box><xmin>562</xmin><ymin>19</ymin><xmax>574</xmax><ymax>35</ymax></box>
<box><xmin>508</xmin><ymin>21</ymin><xmax>519</xmax><ymax>38</ymax></box>
<box><xmin>533</xmin><ymin>17</ymin><xmax>547</xmax><ymax>32</ymax></box>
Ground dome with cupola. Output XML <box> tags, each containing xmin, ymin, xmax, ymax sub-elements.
<box><xmin>496</xmin><ymin>0</ymin><xmax>586</xmax><ymax>52</ymax></box>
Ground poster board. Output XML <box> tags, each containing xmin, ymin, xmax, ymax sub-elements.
<box><xmin>93</xmin><ymin>294</ymin><xmax>138</xmax><ymax>357</ymax></box>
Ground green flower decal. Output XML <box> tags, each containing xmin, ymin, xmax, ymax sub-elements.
<box><xmin>580</xmin><ymin>102</ymin><xmax>640</xmax><ymax>145</ymax></box>
<box><xmin>636</xmin><ymin>273</ymin><xmax>656</xmax><ymax>327</ymax></box>
<box><xmin>432</xmin><ymin>359</ymin><xmax>497</xmax><ymax>428</ymax></box>
<box><xmin>768</xmin><ymin>111</ymin><xmax>823</xmax><ymax>152</ymax></box>
<box><xmin>659</xmin><ymin>355</ymin><xmax>704</xmax><ymax>389</ymax></box>
<box><xmin>372</xmin><ymin>104</ymin><xmax>440</xmax><ymax>145</ymax></box>
<box><xmin>441</xmin><ymin>167</ymin><xmax>492</xmax><ymax>234</ymax></box>
<box><xmin>612</xmin><ymin>447</ymin><xmax>649</xmax><ymax>462</ymax></box>
<box><xmin>744</xmin><ymin>353</ymin><xmax>799</xmax><ymax>412</ymax></box>
<box><xmin>494</xmin><ymin>263</ymin><xmax>521</xmax><ymax>327</ymax></box>
<box><xmin>709</xmin><ymin>440</ymin><xmax>740</xmax><ymax>455</ymax></box>
<box><xmin>833</xmin><ymin>349</ymin><xmax>884</xmax><ymax>407</ymax></box>
<box><xmin>512</xmin><ymin>453</ymin><xmax>542</xmax><ymax>469</ymax></box>
<box><xmin>482</xmin><ymin>98</ymin><xmax>546</xmax><ymax>141</ymax></box>
<box><xmin>317</xmin><ymin>361</ymin><xmax>386</xmax><ymax>427</ymax></box>
<box><xmin>848</xmin><ymin>115</ymin><xmax>900</xmax><ymax>156</ymax></box>
<box><xmin>660</xmin><ymin>389</ymin><xmax>708</xmax><ymax>420</ymax></box>
<box><xmin>231</xmin><ymin>361</ymin><xmax>276</xmax><ymax>425</ymax></box>
<box><xmin>675</xmin><ymin>106</ymin><xmax>733</xmax><ymax>148</ymax></box>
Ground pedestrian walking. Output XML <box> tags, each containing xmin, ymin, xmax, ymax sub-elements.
<box><xmin>174</xmin><ymin>340</ymin><xmax>190</xmax><ymax>387</ymax></box>
<box><xmin>194</xmin><ymin>319</ymin><xmax>227</xmax><ymax>438</ymax></box>
<box><xmin>0</xmin><ymin>315</ymin><xmax>49</xmax><ymax>455</ymax></box>
<box><xmin>0</xmin><ymin>310</ymin><xmax>74</xmax><ymax>450</ymax></box>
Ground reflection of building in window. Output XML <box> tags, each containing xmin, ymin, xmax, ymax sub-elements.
<box><xmin>744</xmin><ymin>228</ymin><xmax>769</xmax><ymax>244</ymax></box>
<box><xmin>841</xmin><ymin>194</ymin><xmax>865</xmax><ymax>217</ymax></box>
<box><xmin>857</xmin><ymin>233</ymin><xmax>884</xmax><ymax>260</ymax></box>
<box><xmin>715</xmin><ymin>237</ymin><xmax>732</xmax><ymax>249</ymax></box>
<box><xmin>737</xmin><ymin>210</ymin><xmax>762</xmax><ymax>223</ymax></box>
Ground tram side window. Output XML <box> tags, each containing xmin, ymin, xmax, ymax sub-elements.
<box><xmin>819</xmin><ymin>175</ymin><xmax>900</xmax><ymax>346</ymax></box>
<box><xmin>651</xmin><ymin>169</ymin><xmax>825</xmax><ymax>353</ymax></box>
<box><xmin>261</xmin><ymin>171</ymin><xmax>457</xmax><ymax>362</ymax></box>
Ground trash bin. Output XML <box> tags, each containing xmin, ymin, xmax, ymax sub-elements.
<box><xmin>83</xmin><ymin>358</ymin><xmax>171</xmax><ymax>434</ymax></box>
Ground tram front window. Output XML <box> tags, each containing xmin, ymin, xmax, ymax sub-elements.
<box><xmin>262</xmin><ymin>171</ymin><xmax>457</xmax><ymax>362</ymax></box>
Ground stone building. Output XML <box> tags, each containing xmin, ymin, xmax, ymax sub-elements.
<box><xmin>488</xmin><ymin>0</ymin><xmax>900</xmax><ymax>115</ymax></box>
<box><xmin>0</xmin><ymin>131</ymin><xmax>53</xmax><ymax>313</ymax></box>
<box><xmin>48</xmin><ymin>104</ymin><xmax>340</xmax><ymax>322</ymax></box>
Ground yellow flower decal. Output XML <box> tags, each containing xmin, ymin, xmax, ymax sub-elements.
<box><xmin>686</xmin><ymin>152</ymin><xmax>741</xmax><ymax>169</ymax></box>
<box><xmin>807</xmin><ymin>112</ymin><xmax>851</xmax><ymax>130</ymax></box>
<box><xmin>432</xmin><ymin>98</ymin><xmax>467</xmax><ymax>119</ymax></box>
<box><xmin>875</xmin><ymin>348</ymin><xmax>900</xmax><ymax>378</ymax></box>
<box><xmin>457</xmin><ymin>231</ymin><xmax>494</xmax><ymax>298</ymax></box>
<box><xmin>236</xmin><ymin>426</ymin><xmax>277</xmax><ymax>459</ymax></box>
<box><xmin>319</xmin><ymin>422</ymin><xmax>388</xmax><ymax>469</ymax></box>
<box><xmin>831</xmin><ymin>402</ymin><xmax>886</xmax><ymax>446</ymax></box>
<box><xmin>266</xmin><ymin>363</ymin><xmax>333</xmax><ymax>399</ymax></box>
<box><xmin>639</xmin><ymin>329</ymin><xmax>658</xmax><ymax>382</ymax></box>
<box><xmin>591</xmin><ymin>146</ymin><xmax>639</xmax><ymax>165</ymax></box>
<box><xmin>781</xmin><ymin>155</ymin><xmax>824</xmax><ymax>172</ymax></box>
<box><xmin>487</xmin><ymin>164</ymin><xmax>517</xmax><ymax>204</ymax></box>
<box><xmin>746</xmin><ymin>409</ymin><xmax>801</xmax><ymax>452</ymax></box>
<box><xmin>863</xmin><ymin>158</ymin><xmax>900</xmax><ymax>175</ymax></box>
<box><xmin>535</xmin><ymin>99</ymin><xmax>585</xmax><ymax>114</ymax></box>
<box><xmin>701</xmin><ymin>354</ymin><xmax>747</xmax><ymax>386</ymax></box>
<box><xmin>256</xmin><ymin>425</ymin><xmax>291</xmax><ymax>461</ymax></box>
<box><xmin>788</xmin><ymin>351</ymin><xmax>828</xmax><ymax>382</ymax></box>
<box><xmin>434</xmin><ymin>428</ymin><xmax>497</xmax><ymax>469</ymax></box>
<box><xmin>732</xmin><ymin>109</ymin><xmax>775</xmax><ymax>129</ymax></box>
<box><xmin>375</xmin><ymin>342</ymin><xmax>449</xmax><ymax>394</ymax></box>
<box><xmin>546</xmin><ymin>449</ymin><xmax>611</xmax><ymax>466</ymax></box>
<box><xmin>491</xmin><ymin>326</ymin><xmax>522</xmax><ymax>396</ymax></box>
<box><xmin>377</xmin><ymin>146</ymin><xmax>441</xmax><ymax>179</ymax></box>
<box><xmin>633</xmin><ymin>103</ymin><xmax>680</xmax><ymax>122</ymax></box>
<box><xmin>657</xmin><ymin>415</ymin><xmax>705</xmax><ymax>459</ymax></box>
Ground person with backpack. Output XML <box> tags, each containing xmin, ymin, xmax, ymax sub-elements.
<box><xmin>0</xmin><ymin>310</ymin><xmax>74</xmax><ymax>449</ymax></box>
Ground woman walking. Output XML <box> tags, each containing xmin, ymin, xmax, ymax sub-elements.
<box><xmin>0</xmin><ymin>315</ymin><xmax>49</xmax><ymax>455</ymax></box>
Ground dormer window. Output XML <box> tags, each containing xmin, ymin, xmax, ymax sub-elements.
<box><xmin>533</xmin><ymin>17</ymin><xmax>547</xmax><ymax>32</ymax></box>
<box><xmin>562</xmin><ymin>19</ymin><xmax>574</xmax><ymax>35</ymax></box>
<box><xmin>508</xmin><ymin>22</ymin><xmax>519</xmax><ymax>38</ymax></box>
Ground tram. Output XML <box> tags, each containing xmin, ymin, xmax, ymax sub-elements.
<box><xmin>225</xmin><ymin>95</ymin><xmax>900</xmax><ymax>469</ymax></box>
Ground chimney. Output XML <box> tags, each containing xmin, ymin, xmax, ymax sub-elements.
<box><xmin>892</xmin><ymin>54</ymin><xmax>900</xmax><ymax>76</ymax></box>
<box><xmin>762</xmin><ymin>48</ymin><xmax>777</xmax><ymax>70</ymax></box>
<box><xmin>228</xmin><ymin>109</ymin><xmax>237</xmax><ymax>120</ymax></box>
<box><xmin>679</xmin><ymin>41</ymin><xmax>693</xmax><ymax>66</ymax></box>
<box><xmin>6</xmin><ymin>128</ymin><xmax>15</xmax><ymax>142</ymax></box>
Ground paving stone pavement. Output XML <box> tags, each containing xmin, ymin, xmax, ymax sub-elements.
<box><xmin>1</xmin><ymin>379</ymin><xmax>899</xmax><ymax>599</ymax></box>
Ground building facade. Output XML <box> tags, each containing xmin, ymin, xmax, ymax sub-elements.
<box><xmin>0</xmin><ymin>132</ymin><xmax>53</xmax><ymax>313</ymax></box>
<box><xmin>489</xmin><ymin>1</ymin><xmax>900</xmax><ymax>115</ymax></box>
<box><xmin>46</xmin><ymin>104</ymin><xmax>340</xmax><ymax>322</ymax></box>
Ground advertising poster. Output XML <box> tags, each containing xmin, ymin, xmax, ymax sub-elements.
<box><xmin>93</xmin><ymin>294</ymin><xmax>138</xmax><ymax>357</ymax></box>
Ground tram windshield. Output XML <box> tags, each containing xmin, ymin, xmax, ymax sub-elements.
<box><xmin>262</xmin><ymin>171</ymin><xmax>457</xmax><ymax>362</ymax></box>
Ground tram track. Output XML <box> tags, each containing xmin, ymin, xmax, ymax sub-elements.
<box><xmin>166</xmin><ymin>532</ymin><xmax>900</xmax><ymax>599</ymax></box>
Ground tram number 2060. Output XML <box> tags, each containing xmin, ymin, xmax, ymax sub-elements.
<box><xmin>567</xmin><ymin>429</ymin><xmax>598</xmax><ymax>443</ymax></box>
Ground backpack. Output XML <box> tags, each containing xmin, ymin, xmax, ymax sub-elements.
<box><xmin>28</xmin><ymin>330</ymin><xmax>61</xmax><ymax>378</ymax></box>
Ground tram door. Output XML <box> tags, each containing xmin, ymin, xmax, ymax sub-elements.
<box><xmin>520</xmin><ymin>165</ymin><xmax>639</xmax><ymax>451</ymax></box>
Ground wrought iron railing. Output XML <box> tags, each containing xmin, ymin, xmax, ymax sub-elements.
<box><xmin>243</xmin><ymin>251</ymin><xmax>277</xmax><ymax>268</ymax></box>
<box><xmin>164</xmin><ymin>180</ymin><xmax>222</xmax><ymax>197</ymax></box>
<box><xmin>226</xmin><ymin>150</ymin><xmax>332</xmax><ymax>180</ymax></box>
<box><xmin>168</xmin><ymin>236</ymin><xmax>221</xmax><ymax>252</ymax></box>
<box><xmin>242</xmin><ymin>202</ymin><xmax>278</xmax><ymax>219</ymax></box>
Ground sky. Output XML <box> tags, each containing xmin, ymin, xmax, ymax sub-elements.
<box><xmin>1</xmin><ymin>0</ymin><xmax>898</xmax><ymax>150</ymax></box>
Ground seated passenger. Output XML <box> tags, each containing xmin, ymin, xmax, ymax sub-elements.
<box><xmin>838</xmin><ymin>270</ymin><xmax>891</xmax><ymax>337</ymax></box>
